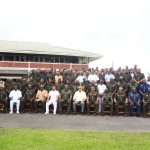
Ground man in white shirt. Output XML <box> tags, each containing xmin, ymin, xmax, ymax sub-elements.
<box><xmin>97</xmin><ymin>80</ymin><xmax>107</xmax><ymax>113</ymax></box>
<box><xmin>9</xmin><ymin>85</ymin><xmax>22</xmax><ymax>114</ymax></box>
<box><xmin>73</xmin><ymin>86</ymin><xmax>86</xmax><ymax>115</ymax></box>
<box><xmin>104</xmin><ymin>70</ymin><xmax>115</xmax><ymax>83</ymax></box>
<box><xmin>45</xmin><ymin>85</ymin><xmax>60</xmax><ymax>115</ymax></box>
<box><xmin>75</xmin><ymin>71</ymin><xmax>87</xmax><ymax>83</ymax></box>
<box><xmin>88</xmin><ymin>70</ymin><xmax>99</xmax><ymax>84</ymax></box>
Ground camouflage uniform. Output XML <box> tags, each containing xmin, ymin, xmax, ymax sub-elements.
<box><xmin>58</xmin><ymin>89</ymin><xmax>72</xmax><ymax>113</ymax></box>
<box><xmin>56</xmin><ymin>82</ymin><xmax>64</xmax><ymax>93</ymax></box>
<box><xmin>143</xmin><ymin>92</ymin><xmax>150</xmax><ymax>116</ymax></box>
<box><xmin>114</xmin><ymin>92</ymin><xmax>128</xmax><ymax>114</ymax></box>
<box><xmin>22</xmin><ymin>88</ymin><xmax>35</xmax><ymax>112</ymax></box>
<box><xmin>107</xmin><ymin>82</ymin><xmax>117</xmax><ymax>98</ymax></box>
<box><xmin>0</xmin><ymin>89</ymin><xmax>7</xmax><ymax>111</ymax></box>
<box><xmin>87</xmin><ymin>92</ymin><xmax>98</xmax><ymax>114</ymax></box>
<box><xmin>101</xmin><ymin>92</ymin><xmax>113</xmax><ymax>114</ymax></box>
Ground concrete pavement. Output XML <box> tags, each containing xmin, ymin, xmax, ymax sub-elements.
<box><xmin>0</xmin><ymin>113</ymin><xmax>150</xmax><ymax>132</ymax></box>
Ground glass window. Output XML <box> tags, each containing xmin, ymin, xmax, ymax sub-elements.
<box><xmin>29</xmin><ymin>55</ymin><xmax>34</xmax><ymax>62</ymax></box>
<box><xmin>65</xmin><ymin>57</ymin><xmax>69</xmax><ymax>63</ymax></box>
<box><xmin>60</xmin><ymin>57</ymin><xmax>64</xmax><ymax>63</ymax></box>
<box><xmin>15</xmin><ymin>55</ymin><xmax>20</xmax><ymax>61</ymax></box>
<box><xmin>39</xmin><ymin>56</ymin><xmax>43</xmax><ymax>62</ymax></box>
<box><xmin>34</xmin><ymin>56</ymin><xmax>39</xmax><ymax>62</ymax></box>
<box><xmin>4</xmin><ymin>55</ymin><xmax>14</xmax><ymax>61</ymax></box>
<box><xmin>20</xmin><ymin>56</ymin><xmax>26</xmax><ymax>61</ymax></box>
<box><xmin>45</xmin><ymin>56</ymin><xmax>51</xmax><ymax>62</ymax></box>
<box><xmin>0</xmin><ymin>55</ymin><xmax>3</xmax><ymax>61</ymax></box>
<box><xmin>26</xmin><ymin>55</ymin><xmax>30</xmax><ymax>61</ymax></box>
<box><xmin>50</xmin><ymin>57</ymin><xmax>54</xmax><ymax>63</ymax></box>
<box><xmin>45</xmin><ymin>56</ymin><xmax>54</xmax><ymax>63</ymax></box>
<box><xmin>72</xmin><ymin>57</ymin><xmax>79</xmax><ymax>63</ymax></box>
<box><xmin>55</xmin><ymin>57</ymin><xmax>59</xmax><ymax>63</ymax></box>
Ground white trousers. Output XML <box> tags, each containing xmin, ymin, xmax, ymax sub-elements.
<box><xmin>46</xmin><ymin>100</ymin><xmax>57</xmax><ymax>114</ymax></box>
<box><xmin>10</xmin><ymin>100</ymin><xmax>20</xmax><ymax>112</ymax></box>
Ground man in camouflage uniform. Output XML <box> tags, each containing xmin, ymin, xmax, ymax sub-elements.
<box><xmin>56</xmin><ymin>78</ymin><xmax>64</xmax><ymax>93</ymax></box>
<box><xmin>46</xmin><ymin>69</ymin><xmax>55</xmax><ymax>83</ymax></box>
<box><xmin>98</xmin><ymin>70</ymin><xmax>105</xmax><ymax>81</ymax></box>
<box><xmin>123</xmin><ymin>69</ymin><xmax>132</xmax><ymax>83</ymax></box>
<box><xmin>82</xmin><ymin>78</ymin><xmax>90</xmax><ymax>94</ymax></box>
<box><xmin>45</xmin><ymin>78</ymin><xmax>54</xmax><ymax>92</ymax></box>
<box><xmin>37</xmin><ymin>78</ymin><xmax>46</xmax><ymax>90</ymax></box>
<box><xmin>19</xmin><ymin>78</ymin><xmax>28</xmax><ymax>97</ymax></box>
<box><xmin>143</xmin><ymin>88</ymin><xmax>150</xmax><ymax>117</ymax></box>
<box><xmin>127</xmin><ymin>79</ymin><xmax>137</xmax><ymax>94</ymax></box>
<box><xmin>0</xmin><ymin>81</ymin><xmax>8</xmax><ymax>112</ymax></box>
<box><xmin>63</xmin><ymin>70</ymin><xmax>73</xmax><ymax>83</ymax></box>
<box><xmin>134</xmin><ymin>68</ymin><xmax>145</xmax><ymax>82</ymax></box>
<box><xmin>115</xmin><ymin>70</ymin><xmax>124</xmax><ymax>82</ymax></box>
<box><xmin>86</xmin><ymin>86</ymin><xmax>98</xmax><ymax>116</ymax></box>
<box><xmin>5</xmin><ymin>79</ymin><xmax>14</xmax><ymax>95</ymax></box>
<box><xmin>5</xmin><ymin>79</ymin><xmax>14</xmax><ymax>110</ymax></box>
<box><xmin>116</xmin><ymin>76</ymin><xmax>128</xmax><ymax>94</ymax></box>
<box><xmin>21</xmin><ymin>84</ymin><xmax>35</xmax><ymax>113</ymax></box>
<box><xmin>34</xmin><ymin>69</ymin><xmax>42</xmax><ymax>83</ymax></box>
<box><xmin>58</xmin><ymin>84</ymin><xmax>72</xmax><ymax>115</ymax></box>
<box><xmin>71</xmin><ymin>70</ymin><xmax>78</xmax><ymax>83</ymax></box>
<box><xmin>65</xmin><ymin>80</ymin><xmax>72</xmax><ymax>91</ymax></box>
<box><xmin>106</xmin><ymin>78</ymin><xmax>117</xmax><ymax>98</ymax></box>
<box><xmin>114</xmin><ymin>87</ymin><xmax>128</xmax><ymax>116</ymax></box>
<box><xmin>27</xmin><ymin>77</ymin><xmax>37</xmax><ymax>92</ymax></box>
<box><xmin>71</xmin><ymin>81</ymin><xmax>79</xmax><ymax>95</ymax></box>
<box><xmin>101</xmin><ymin>89</ymin><xmax>113</xmax><ymax>116</ymax></box>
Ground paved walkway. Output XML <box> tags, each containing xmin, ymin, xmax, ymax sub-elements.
<box><xmin>0</xmin><ymin>113</ymin><xmax>150</xmax><ymax>132</ymax></box>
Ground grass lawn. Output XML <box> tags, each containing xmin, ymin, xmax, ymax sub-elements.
<box><xmin>0</xmin><ymin>128</ymin><xmax>150</xmax><ymax>150</ymax></box>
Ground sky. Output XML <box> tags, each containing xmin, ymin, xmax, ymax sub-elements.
<box><xmin>0</xmin><ymin>0</ymin><xmax>150</xmax><ymax>75</ymax></box>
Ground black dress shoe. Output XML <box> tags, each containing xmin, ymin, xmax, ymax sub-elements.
<box><xmin>72</xmin><ymin>112</ymin><xmax>76</xmax><ymax>115</ymax></box>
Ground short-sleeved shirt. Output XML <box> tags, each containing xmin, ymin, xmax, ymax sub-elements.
<box><xmin>73</xmin><ymin>91</ymin><xmax>86</xmax><ymax>102</ymax></box>
<box><xmin>55</xmin><ymin>75</ymin><xmax>63</xmax><ymax>84</ymax></box>
<box><xmin>36</xmin><ymin>90</ymin><xmax>48</xmax><ymax>101</ymax></box>
<box><xmin>97</xmin><ymin>84</ymin><xmax>107</xmax><ymax>95</ymax></box>
<box><xmin>76</xmin><ymin>75</ymin><xmax>87</xmax><ymax>83</ymax></box>
<box><xmin>60</xmin><ymin>90</ymin><xmax>72</xmax><ymax>101</ymax></box>
<box><xmin>49</xmin><ymin>90</ymin><xmax>60</xmax><ymax>102</ymax></box>
<box><xmin>9</xmin><ymin>90</ymin><xmax>22</xmax><ymax>101</ymax></box>
<box><xmin>105</xmin><ymin>73</ymin><xmax>115</xmax><ymax>83</ymax></box>
<box><xmin>114</xmin><ymin>92</ymin><xmax>126</xmax><ymax>102</ymax></box>
<box><xmin>128</xmin><ymin>92</ymin><xmax>140</xmax><ymax>103</ymax></box>
<box><xmin>88</xmin><ymin>74</ymin><xmax>99</xmax><ymax>82</ymax></box>
<box><xmin>137</xmin><ymin>82</ymin><xmax>150</xmax><ymax>94</ymax></box>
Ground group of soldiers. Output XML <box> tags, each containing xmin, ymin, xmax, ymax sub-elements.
<box><xmin>0</xmin><ymin>65</ymin><xmax>150</xmax><ymax>117</ymax></box>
